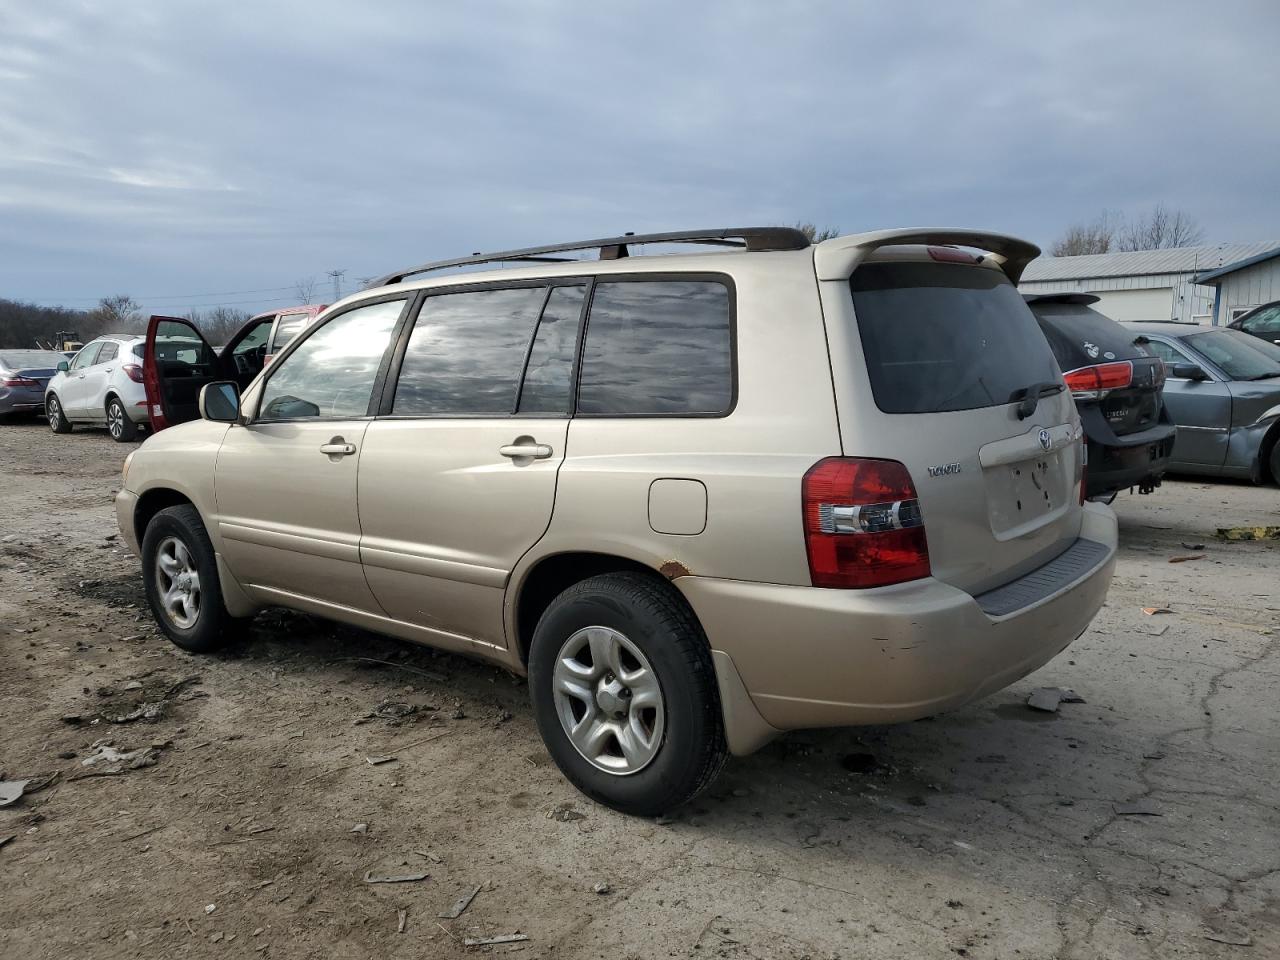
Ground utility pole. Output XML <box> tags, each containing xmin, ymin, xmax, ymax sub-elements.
<box><xmin>326</xmin><ymin>269</ymin><xmax>346</xmax><ymax>301</ymax></box>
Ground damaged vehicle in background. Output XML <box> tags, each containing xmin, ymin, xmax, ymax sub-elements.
<box><xmin>142</xmin><ymin>305</ymin><xmax>324</xmax><ymax>432</ymax></box>
<box><xmin>44</xmin><ymin>335</ymin><xmax>149</xmax><ymax>441</ymax></box>
<box><xmin>0</xmin><ymin>349</ymin><xmax>66</xmax><ymax>420</ymax></box>
<box><xmin>1125</xmin><ymin>322</ymin><xmax>1280</xmax><ymax>484</ymax></box>
<box><xmin>1025</xmin><ymin>293</ymin><xmax>1175</xmax><ymax>500</ymax></box>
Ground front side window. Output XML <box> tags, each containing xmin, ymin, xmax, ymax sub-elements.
<box><xmin>393</xmin><ymin>286</ymin><xmax>546</xmax><ymax>415</ymax></box>
<box><xmin>577</xmin><ymin>279</ymin><xmax>733</xmax><ymax>416</ymax></box>
<box><xmin>258</xmin><ymin>299</ymin><xmax>403</xmax><ymax>420</ymax></box>
<box><xmin>70</xmin><ymin>342</ymin><xmax>102</xmax><ymax>370</ymax></box>
<box><xmin>1142</xmin><ymin>338</ymin><xmax>1193</xmax><ymax>368</ymax></box>
<box><xmin>1241</xmin><ymin>304</ymin><xmax>1280</xmax><ymax>336</ymax></box>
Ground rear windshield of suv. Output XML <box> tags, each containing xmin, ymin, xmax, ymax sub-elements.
<box><xmin>1032</xmin><ymin>303</ymin><xmax>1153</xmax><ymax>369</ymax></box>
<box><xmin>852</xmin><ymin>262</ymin><xmax>1061</xmax><ymax>414</ymax></box>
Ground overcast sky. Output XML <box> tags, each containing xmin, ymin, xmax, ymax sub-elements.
<box><xmin>2</xmin><ymin>0</ymin><xmax>1278</xmax><ymax>318</ymax></box>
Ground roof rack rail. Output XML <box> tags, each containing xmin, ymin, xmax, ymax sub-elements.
<box><xmin>372</xmin><ymin>227</ymin><xmax>811</xmax><ymax>287</ymax></box>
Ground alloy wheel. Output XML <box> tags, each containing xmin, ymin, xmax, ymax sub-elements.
<box><xmin>154</xmin><ymin>536</ymin><xmax>201</xmax><ymax>629</ymax></box>
<box><xmin>551</xmin><ymin>625</ymin><xmax>665</xmax><ymax>775</ymax></box>
<box><xmin>108</xmin><ymin>401</ymin><xmax>124</xmax><ymax>439</ymax></box>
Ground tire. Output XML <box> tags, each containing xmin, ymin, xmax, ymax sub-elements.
<box><xmin>106</xmin><ymin>395</ymin><xmax>138</xmax><ymax>442</ymax></box>
<box><xmin>46</xmin><ymin>393</ymin><xmax>72</xmax><ymax>434</ymax></box>
<box><xmin>141</xmin><ymin>504</ymin><xmax>234</xmax><ymax>653</ymax></box>
<box><xmin>528</xmin><ymin>572</ymin><xmax>728</xmax><ymax>816</ymax></box>
<box><xmin>1269</xmin><ymin>436</ymin><xmax>1280</xmax><ymax>487</ymax></box>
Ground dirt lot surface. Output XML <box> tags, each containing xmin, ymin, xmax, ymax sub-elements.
<box><xmin>1</xmin><ymin>417</ymin><xmax>1277</xmax><ymax>959</ymax></box>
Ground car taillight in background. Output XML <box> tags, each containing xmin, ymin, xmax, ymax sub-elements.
<box><xmin>1</xmin><ymin>376</ymin><xmax>38</xmax><ymax>387</ymax></box>
<box><xmin>802</xmin><ymin>457</ymin><xmax>931</xmax><ymax>589</ymax></box>
<box><xmin>1062</xmin><ymin>361</ymin><xmax>1133</xmax><ymax>400</ymax></box>
<box><xmin>122</xmin><ymin>363</ymin><xmax>144</xmax><ymax>383</ymax></box>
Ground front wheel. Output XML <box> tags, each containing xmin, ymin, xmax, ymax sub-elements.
<box><xmin>1269</xmin><ymin>437</ymin><xmax>1280</xmax><ymax>487</ymax></box>
<box><xmin>528</xmin><ymin>572</ymin><xmax>727</xmax><ymax>816</ymax></box>
<box><xmin>106</xmin><ymin>396</ymin><xmax>138</xmax><ymax>442</ymax></box>
<box><xmin>141</xmin><ymin>504</ymin><xmax>234</xmax><ymax>652</ymax></box>
<box><xmin>47</xmin><ymin>394</ymin><xmax>72</xmax><ymax>433</ymax></box>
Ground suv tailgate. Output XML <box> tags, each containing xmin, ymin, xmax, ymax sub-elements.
<box><xmin>821</xmin><ymin>254</ymin><xmax>1085</xmax><ymax>596</ymax></box>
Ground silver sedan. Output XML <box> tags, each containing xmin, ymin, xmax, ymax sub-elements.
<box><xmin>1125</xmin><ymin>322</ymin><xmax>1280</xmax><ymax>483</ymax></box>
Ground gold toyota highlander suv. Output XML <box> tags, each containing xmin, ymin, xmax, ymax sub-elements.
<box><xmin>117</xmin><ymin>227</ymin><xmax>1117</xmax><ymax>815</ymax></box>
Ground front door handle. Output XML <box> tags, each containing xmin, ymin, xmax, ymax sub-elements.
<box><xmin>320</xmin><ymin>437</ymin><xmax>357</xmax><ymax>458</ymax></box>
<box><xmin>499</xmin><ymin>437</ymin><xmax>553</xmax><ymax>461</ymax></box>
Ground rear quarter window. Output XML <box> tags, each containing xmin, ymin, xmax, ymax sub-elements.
<box><xmin>577</xmin><ymin>278</ymin><xmax>733</xmax><ymax>416</ymax></box>
<box><xmin>851</xmin><ymin>262</ymin><xmax>1060</xmax><ymax>414</ymax></box>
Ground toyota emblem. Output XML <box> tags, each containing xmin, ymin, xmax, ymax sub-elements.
<box><xmin>1038</xmin><ymin>429</ymin><xmax>1052</xmax><ymax>451</ymax></box>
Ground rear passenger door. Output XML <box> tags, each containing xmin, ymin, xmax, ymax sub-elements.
<box><xmin>357</xmin><ymin>281</ymin><xmax>583</xmax><ymax>652</ymax></box>
<box><xmin>80</xmin><ymin>340</ymin><xmax>120</xmax><ymax>419</ymax></box>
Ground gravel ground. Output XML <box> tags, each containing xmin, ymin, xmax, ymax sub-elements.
<box><xmin>1</xmin><ymin>415</ymin><xmax>1277</xmax><ymax>959</ymax></box>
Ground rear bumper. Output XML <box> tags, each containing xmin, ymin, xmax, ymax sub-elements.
<box><xmin>0</xmin><ymin>390</ymin><xmax>45</xmax><ymax>413</ymax></box>
<box><xmin>680</xmin><ymin>501</ymin><xmax>1116</xmax><ymax>743</ymax></box>
<box><xmin>1082</xmin><ymin>410</ymin><xmax>1176</xmax><ymax>497</ymax></box>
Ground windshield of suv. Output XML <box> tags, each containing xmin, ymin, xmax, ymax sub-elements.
<box><xmin>852</xmin><ymin>262</ymin><xmax>1062</xmax><ymax>414</ymax></box>
<box><xmin>1184</xmin><ymin>329</ymin><xmax>1280</xmax><ymax>381</ymax></box>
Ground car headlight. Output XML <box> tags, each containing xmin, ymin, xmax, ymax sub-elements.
<box><xmin>122</xmin><ymin>451</ymin><xmax>135</xmax><ymax>482</ymax></box>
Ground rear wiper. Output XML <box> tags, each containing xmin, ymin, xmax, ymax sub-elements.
<box><xmin>1010</xmin><ymin>381</ymin><xmax>1065</xmax><ymax>420</ymax></box>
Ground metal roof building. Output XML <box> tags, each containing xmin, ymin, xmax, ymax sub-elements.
<box><xmin>1019</xmin><ymin>241</ymin><xmax>1280</xmax><ymax>325</ymax></box>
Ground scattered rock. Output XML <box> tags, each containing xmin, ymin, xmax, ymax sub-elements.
<box><xmin>1026</xmin><ymin>687</ymin><xmax>1086</xmax><ymax>713</ymax></box>
<box><xmin>549</xmin><ymin>803</ymin><xmax>586</xmax><ymax>822</ymax></box>
<box><xmin>593</xmin><ymin>882</ymin><xmax>612</xmax><ymax>895</ymax></box>
<box><xmin>351</xmin><ymin>823</ymin><xmax>369</xmax><ymax>834</ymax></box>
<box><xmin>1141</xmin><ymin>607</ymin><xmax>1173</xmax><ymax>616</ymax></box>
<box><xmin>363</xmin><ymin>869</ymin><xmax>429</xmax><ymax>884</ymax></box>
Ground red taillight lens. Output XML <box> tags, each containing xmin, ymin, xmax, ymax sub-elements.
<box><xmin>2</xmin><ymin>376</ymin><xmax>37</xmax><ymax>387</ymax></box>
<box><xmin>1062</xmin><ymin>361</ymin><xmax>1132</xmax><ymax>400</ymax></box>
<box><xmin>802</xmin><ymin>457</ymin><xmax>931</xmax><ymax>589</ymax></box>
<box><xmin>122</xmin><ymin>363</ymin><xmax>144</xmax><ymax>383</ymax></box>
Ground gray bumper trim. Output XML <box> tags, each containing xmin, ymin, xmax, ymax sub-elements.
<box><xmin>974</xmin><ymin>538</ymin><xmax>1110</xmax><ymax>618</ymax></box>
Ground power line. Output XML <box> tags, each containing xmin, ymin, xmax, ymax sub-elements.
<box><xmin>325</xmin><ymin>268</ymin><xmax>346</xmax><ymax>301</ymax></box>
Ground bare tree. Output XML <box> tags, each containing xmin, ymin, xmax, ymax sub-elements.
<box><xmin>293</xmin><ymin>277</ymin><xmax>318</xmax><ymax>304</ymax></box>
<box><xmin>1050</xmin><ymin>211</ymin><xmax>1118</xmax><ymax>257</ymax></box>
<box><xmin>183</xmin><ymin>306</ymin><xmax>252</xmax><ymax>345</ymax></box>
<box><xmin>1117</xmin><ymin>204</ymin><xmax>1205</xmax><ymax>251</ymax></box>
<box><xmin>87</xmin><ymin>295</ymin><xmax>143</xmax><ymax>333</ymax></box>
<box><xmin>793</xmin><ymin>222</ymin><xmax>841</xmax><ymax>243</ymax></box>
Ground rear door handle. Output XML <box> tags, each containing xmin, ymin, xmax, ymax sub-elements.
<box><xmin>320</xmin><ymin>438</ymin><xmax>357</xmax><ymax>457</ymax></box>
<box><xmin>499</xmin><ymin>440</ymin><xmax>553</xmax><ymax>460</ymax></box>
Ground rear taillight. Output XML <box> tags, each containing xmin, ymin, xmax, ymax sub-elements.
<box><xmin>122</xmin><ymin>363</ymin><xmax>144</xmax><ymax>383</ymax></box>
<box><xmin>1</xmin><ymin>376</ymin><xmax>37</xmax><ymax>387</ymax></box>
<box><xmin>802</xmin><ymin>457</ymin><xmax>931</xmax><ymax>589</ymax></box>
<box><xmin>1062</xmin><ymin>361</ymin><xmax>1133</xmax><ymax>400</ymax></box>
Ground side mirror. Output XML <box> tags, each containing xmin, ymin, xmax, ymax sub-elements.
<box><xmin>1171</xmin><ymin>362</ymin><xmax>1208</xmax><ymax>381</ymax></box>
<box><xmin>57</xmin><ymin>360</ymin><xmax>69</xmax><ymax>372</ymax></box>
<box><xmin>199</xmin><ymin>381</ymin><xmax>241</xmax><ymax>423</ymax></box>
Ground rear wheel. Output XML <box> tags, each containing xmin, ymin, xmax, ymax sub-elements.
<box><xmin>1269</xmin><ymin>436</ymin><xmax>1280</xmax><ymax>487</ymax></box>
<box><xmin>141</xmin><ymin>505</ymin><xmax>234</xmax><ymax>653</ymax></box>
<box><xmin>528</xmin><ymin>572</ymin><xmax>727</xmax><ymax>816</ymax></box>
<box><xmin>106</xmin><ymin>396</ymin><xmax>138</xmax><ymax>442</ymax></box>
<box><xmin>46</xmin><ymin>393</ymin><xmax>72</xmax><ymax>433</ymax></box>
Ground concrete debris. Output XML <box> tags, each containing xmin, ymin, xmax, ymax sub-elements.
<box><xmin>365</xmin><ymin>755</ymin><xmax>397</xmax><ymax>766</ymax></box>
<box><xmin>437</xmin><ymin>884</ymin><xmax>481</xmax><ymax>918</ymax></box>
<box><xmin>548</xmin><ymin>804</ymin><xmax>586</xmax><ymax>822</ymax></box>
<box><xmin>463</xmin><ymin>933</ymin><xmax>529</xmax><ymax>946</ymax></box>
<box><xmin>76</xmin><ymin>741</ymin><xmax>162</xmax><ymax>775</ymax></box>
<box><xmin>363</xmin><ymin>870</ymin><xmax>429</xmax><ymax>884</ymax></box>
<box><xmin>1026</xmin><ymin>687</ymin><xmax>1086</xmax><ymax>712</ymax></box>
<box><xmin>351</xmin><ymin>823</ymin><xmax>369</xmax><ymax>834</ymax></box>
<box><xmin>397</xmin><ymin>909</ymin><xmax>407</xmax><ymax>933</ymax></box>
<box><xmin>1142</xmin><ymin>607</ymin><xmax>1173</xmax><ymax>616</ymax></box>
<box><xmin>593</xmin><ymin>882</ymin><xmax>612</xmax><ymax>895</ymax></box>
<box><xmin>205</xmin><ymin>903</ymin><xmax>217</xmax><ymax>914</ymax></box>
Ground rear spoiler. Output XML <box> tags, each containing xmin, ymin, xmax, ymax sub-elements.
<box><xmin>813</xmin><ymin>229</ymin><xmax>1040</xmax><ymax>284</ymax></box>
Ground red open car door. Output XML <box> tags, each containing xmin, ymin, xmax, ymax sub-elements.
<box><xmin>143</xmin><ymin>315</ymin><xmax>219</xmax><ymax>434</ymax></box>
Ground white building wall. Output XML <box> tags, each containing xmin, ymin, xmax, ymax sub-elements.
<box><xmin>1019</xmin><ymin>272</ymin><xmax>1214</xmax><ymax>323</ymax></box>
<box><xmin>1216</xmin><ymin>258</ymin><xmax>1280</xmax><ymax>323</ymax></box>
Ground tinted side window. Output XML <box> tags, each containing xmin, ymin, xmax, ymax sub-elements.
<box><xmin>577</xmin><ymin>280</ymin><xmax>732</xmax><ymax>416</ymax></box>
<box><xmin>393</xmin><ymin>286</ymin><xmax>546</xmax><ymax>415</ymax></box>
<box><xmin>518</xmin><ymin>285</ymin><xmax>584</xmax><ymax>414</ymax></box>
<box><xmin>1242</xmin><ymin>304</ymin><xmax>1280</xmax><ymax>335</ymax></box>
<box><xmin>97</xmin><ymin>342</ymin><xmax>119</xmax><ymax>363</ymax></box>
<box><xmin>259</xmin><ymin>299</ymin><xmax>403</xmax><ymax>420</ymax></box>
<box><xmin>70</xmin><ymin>343</ymin><xmax>102</xmax><ymax>370</ymax></box>
<box><xmin>1143</xmin><ymin>339</ymin><xmax>1193</xmax><ymax>367</ymax></box>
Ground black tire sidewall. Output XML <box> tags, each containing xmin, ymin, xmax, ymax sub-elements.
<box><xmin>108</xmin><ymin>397</ymin><xmax>137</xmax><ymax>442</ymax></box>
<box><xmin>141</xmin><ymin>506</ymin><xmax>227</xmax><ymax>652</ymax></box>
<box><xmin>529</xmin><ymin>576</ymin><xmax>723</xmax><ymax>816</ymax></box>
<box><xmin>48</xmin><ymin>394</ymin><xmax>70</xmax><ymax>433</ymax></box>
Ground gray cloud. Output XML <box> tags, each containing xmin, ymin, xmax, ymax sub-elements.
<box><xmin>2</xmin><ymin>0</ymin><xmax>1278</xmax><ymax>316</ymax></box>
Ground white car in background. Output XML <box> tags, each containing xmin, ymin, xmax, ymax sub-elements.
<box><xmin>45</xmin><ymin>334</ymin><xmax>150</xmax><ymax>442</ymax></box>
